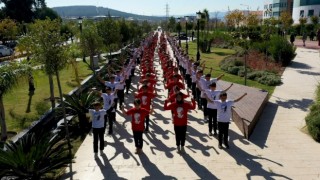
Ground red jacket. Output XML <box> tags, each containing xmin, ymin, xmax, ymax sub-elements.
<box><xmin>126</xmin><ymin>108</ymin><xmax>149</xmax><ymax>131</ymax></box>
<box><xmin>135</xmin><ymin>92</ymin><xmax>156</xmax><ymax>110</ymax></box>
<box><xmin>164</xmin><ymin>100</ymin><xmax>196</xmax><ymax>126</ymax></box>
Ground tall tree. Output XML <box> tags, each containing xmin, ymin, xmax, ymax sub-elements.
<box><xmin>0</xmin><ymin>0</ymin><xmax>35</xmax><ymax>22</ymax></box>
<box><xmin>27</xmin><ymin>18</ymin><xmax>73</xmax><ymax>174</ymax></box>
<box><xmin>0</xmin><ymin>63</ymin><xmax>31</xmax><ymax>141</ymax></box>
<box><xmin>0</xmin><ymin>18</ymin><xmax>18</xmax><ymax>43</ymax></box>
<box><xmin>246</xmin><ymin>13</ymin><xmax>260</xmax><ymax>27</ymax></box>
<box><xmin>80</xmin><ymin>20</ymin><xmax>104</xmax><ymax>70</ymax></box>
<box><xmin>280</xmin><ymin>11</ymin><xmax>293</xmax><ymax>32</ymax></box>
<box><xmin>167</xmin><ymin>16</ymin><xmax>176</xmax><ymax>32</ymax></box>
<box><xmin>97</xmin><ymin>17</ymin><xmax>121</xmax><ymax>57</ymax></box>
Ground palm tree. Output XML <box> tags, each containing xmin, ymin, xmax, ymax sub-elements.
<box><xmin>0</xmin><ymin>131</ymin><xmax>71</xmax><ymax>179</ymax></box>
<box><xmin>61</xmin><ymin>91</ymin><xmax>99</xmax><ymax>131</ymax></box>
<box><xmin>0</xmin><ymin>62</ymin><xmax>31</xmax><ymax>141</ymax></box>
<box><xmin>203</xmin><ymin>9</ymin><xmax>210</xmax><ymax>38</ymax></box>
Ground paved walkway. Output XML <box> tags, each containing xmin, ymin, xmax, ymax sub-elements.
<box><xmin>63</xmin><ymin>39</ymin><xmax>320</xmax><ymax>179</ymax></box>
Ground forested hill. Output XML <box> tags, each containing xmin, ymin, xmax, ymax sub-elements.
<box><xmin>52</xmin><ymin>6</ymin><xmax>166</xmax><ymax>21</ymax></box>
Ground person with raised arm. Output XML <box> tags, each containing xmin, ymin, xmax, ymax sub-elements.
<box><xmin>121</xmin><ymin>99</ymin><xmax>153</xmax><ymax>155</ymax></box>
<box><xmin>214</xmin><ymin>92</ymin><xmax>247</xmax><ymax>149</ymax></box>
<box><xmin>164</xmin><ymin>93</ymin><xmax>196</xmax><ymax>154</ymax></box>
<box><xmin>205</xmin><ymin>82</ymin><xmax>233</xmax><ymax>136</ymax></box>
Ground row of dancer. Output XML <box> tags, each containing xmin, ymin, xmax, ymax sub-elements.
<box><xmin>167</xmin><ymin>34</ymin><xmax>248</xmax><ymax>149</ymax></box>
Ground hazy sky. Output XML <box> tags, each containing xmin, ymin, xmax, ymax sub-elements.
<box><xmin>46</xmin><ymin>0</ymin><xmax>264</xmax><ymax>16</ymax></box>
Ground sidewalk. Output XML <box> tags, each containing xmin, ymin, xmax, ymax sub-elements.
<box><xmin>63</xmin><ymin>42</ymin><xmax>320</xmax><ymax>179</ymax></box>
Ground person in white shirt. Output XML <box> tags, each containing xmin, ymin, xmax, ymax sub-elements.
<box><xmin>94</xmin><ymin>86</ymin><xmax>117</xmax><ymax>135</ymax></box>
<box><xmin>88</xmin><ymin>102</ymin><xmax>106</xmax><ymax>158</ymax></box>
<box><xmin>115</xmin><ymin>69</ymin><xmax>126</xmax><ymax>109</ymax></box>
<box><xmin>196</xmin><ymin>70</ymin><xmax>224</xmax><ymax>123</ymax></box>
<box><xmin>213</xmin><ymin>92</ymin><xmax>247</xmax><ymax>149</ymax></box>
<box><xmin>205</xmin><ymin>82</ymin><xmax>233</xmax><ymax>136</ymax></box>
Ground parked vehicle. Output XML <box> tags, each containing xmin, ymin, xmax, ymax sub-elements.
<box><xmin>0</xmin><ymin>45</ymin><xmax>13</xmax><ymax>57</ymax></box>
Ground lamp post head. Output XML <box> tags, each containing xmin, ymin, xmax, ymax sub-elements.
<box><xmin>184</xmin><ymin>16</ymin><xmax>189</xmax><ymax>21</ymax></box>
<box><xmin>196</xmin><ymin>11</ymin><xmax>202</xmax><ymax>20</ymax></box>
<box><xmin>78</xmin><ymin>17</ymin><xmax>83</xmax><ymax>25</ymax></box>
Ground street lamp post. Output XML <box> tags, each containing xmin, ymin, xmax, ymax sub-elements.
<box><xmin>196</xmin><ymin>11</ymin><xmax>202</xmax><ymax>61</ymax></box>
<box><xmin>78</xmin><ymin>17</ymin><xmax>87</xmax><ymax>65</ymax></box>
<box><xmin>185</xmin><ymin>16</ymin><xmax>189</xmax><ymax>54</ymax></box>
<box><xmin>177</xmin><ymin>17</ymin><xmax>181</xmax><ymax>47</ymax></box>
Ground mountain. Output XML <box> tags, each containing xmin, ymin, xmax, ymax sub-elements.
<box><xmin>52</xmin><ymin>6</ymin><xmax>166</xmax><ymax>21</ymax></box>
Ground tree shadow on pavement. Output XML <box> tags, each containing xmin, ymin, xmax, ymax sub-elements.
<box><xmin>274</xmin><ymin>97</ymin><xmax>312</xmax><ymax>112</ymax></box>
<box><xmin>139</xmin><ymin>154</ymin><xmax>177</xmax><ymax>180</ymax></box>
<box><xmin>297</xmin><ymin>70</ymin><xmax>320</xmax><ymax>76</ymax></box>
<box><xmin>95</xmin><ymin>153</ymin><xmax>127</xmax><ymax>180</ymax></box>
<box><xmin>225</xmin><ymin>140</ymin><xmax>292</xmax><ymax>180</ymax></box>
<box><xmin>249</xmin><ymin>102</ymin><xmax>278</xmax><ymax>149</ymax></box>
<box><xmin>290</xmin><ymin>61</ymin><xmax>312</xmax><ymax>70</ymax></box>
<box><xmin>181</xmin><ymin>153</ymin><xmax>219</xmax><ymax>180</ymax></box>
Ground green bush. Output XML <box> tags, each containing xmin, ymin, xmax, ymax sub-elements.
<box><xmin>227</xmin><ymin>66</ymin><xmax>240</xmax><ymax>75</ymax></box>
<box><xmin>247</xmin><ymin>71</ymin><xmax>281</xmax><ymax>86</ymax></box>
<box><xmin>234</xmin><ymin>60</ymin><xmax>244</xmax><ymax>66</ymax></box>
<box><xmin>237</xmin><ymin>66</ymin><xmax>251</xmax><ymax>77</ymax></box>
<box><xmin>305</xmin><ymin>85</ymin><xmax>320</xmax><ymax>142</ymax></box>
<box><xmin>306</xmin><ymin>103</ymin><xmax>320</xmax><ymax>142</ymax></box>
<box><xmin>268</xmin><ymin>35</ymin><xmax>296</xmax><ymax>66</ymax></box>
<box><xmin>35</xmin><ymin>101</ymin><xmax>50</xmax><ymax>115</ymax></box>
<box><xmin>256</xmin><ymin>73</ymin><xmax>281</xmax><ymax>86</ymax></box>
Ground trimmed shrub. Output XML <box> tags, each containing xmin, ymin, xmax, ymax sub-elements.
<box><xmin>35</xmin><ymin>101</ymin><xmax>50</xmax><ymax>116</ymax></box>
<box><xmin>268</xmin><ymin>35</ymin><xmax>296</xmax><ymax>66</ymax></box>
<box><xmin>247</xmin><ymin>71</ymin><xmax>281</xmax><ymax>86</ymax></box>
<box><xmin>227</xmin><ymin>66</ymin><xmax>240</xmax><ymax>75</ymax></box>
<box><xmin>305</xmin><ymin>103</ymin><xmax>320</xmax><ymax>142</ymax></box>
<box><xmin>256</xmin><ymin>73</ymin><xmax>281</xmax><ymax>86</ymax></box>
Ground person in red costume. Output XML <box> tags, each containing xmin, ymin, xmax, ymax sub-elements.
<box><xmin>164</xmin><ymin>93</ymin><xmax>196</xmax><ymax>154</ymax></box>
<box><xmin>135</xmin><ymin>85</ymin><xmax>156</xmax><ymax>132</ymax></box>
<box><xmin>122</xmin><ymin>99</ymin><xmax>153</xmax><ymax>154</ymax></box>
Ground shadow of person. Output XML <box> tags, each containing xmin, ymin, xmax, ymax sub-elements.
<box><xmin>181</xmin><ymin>153</ymin><xmax>219</xmax><ymax>179</ymax></box>
<box><xmin>106</xmin><ymin>134</ymin><xmax>140</xmax><ymax>166</ymax></box>
<box><xmin>187</xmin><ymin>125</ymin><xmax>208</xmax><ymax>143</ymax></box>
<box><xmin>138</xmin><ymin>154</ymin><xmax>178</xmax><ymax>180</ymax></box>
<box><xmin>188</xmin><ymin>113</ymin><xmax>205</xmax><ymax>125</ymax></box>
<box><xmin>144</xmin><ymin>132</ymin><xmax>175</xmax><ymax>158</ymax></box>
<box><xmin>225</xmin><ymin>138</ymin><xmax>292</xmax><ymax>180</ymax></box>
<box><xmin>185</xmin><ymin>135</ymin><xmax>215</xmax><ymax>157</ymax></box>
<box><xmin>95</xmin><ymin>153</ymin><xmax>127</xmax><ymax>180</ymax></box>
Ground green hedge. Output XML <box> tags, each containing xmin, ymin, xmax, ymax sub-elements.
<box><xmin>220</xmin><ymin>58</ymin><xmax>281</xmax><ymax>86</ymax></box>
<box><xmin>305</xmin><ymin>85</ymin><xmax>320</xmax><ymax>142</ymax></box>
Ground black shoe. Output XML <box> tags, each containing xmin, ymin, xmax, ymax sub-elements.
<box><xmin>218</xmin><ymin>145</ymin><xmax>223</xmax><ymax>149</ymax></box>
<box><xmin>213</xmin><ymin>132</ymin><xmax>217</xmax><ymax>136</ymax></box>
<box><xmin>209</xmin><ymin>132</ymin><xmax>213</xmax><ymax>136</ymax></box>
<box><xmin>144</xmin><ymin>129</ymin><xmax>149</xmax><ymax>133</ymax></box>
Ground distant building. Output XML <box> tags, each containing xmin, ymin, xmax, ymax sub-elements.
<box><xmin>292</xmin><ymin>0</ymin><xmax>320</xmax><ymax>24</ymax></box>
<box><xmin>263</xmin><ymin>0</ymin><xmax>293</xmax><ymax>19</ymax></box>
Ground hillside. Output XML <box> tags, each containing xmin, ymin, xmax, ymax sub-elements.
<box><xmin>52</xmin><ymin>6</ymin><xmax>166</xmax><ymax>21</ymax></box>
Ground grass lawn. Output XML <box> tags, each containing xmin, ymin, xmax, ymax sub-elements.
<box><xmin>3</xmin><ymin>62</ymin><xmax>93</xmax><ymax>133</ymax></box>
<box><xmin>186</xmin><ymin>41</ymin><xmax>276</xmax><ymax>94</ymax></box>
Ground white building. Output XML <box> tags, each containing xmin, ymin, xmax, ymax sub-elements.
<box><xmin>292</xmin><ymin>0</ymin><xmax>320</xmax><ymax>24</ymax></box>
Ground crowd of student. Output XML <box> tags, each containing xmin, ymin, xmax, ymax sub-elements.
<box><xmin>87</xmin><ymin>31</ymin><xmax>247</xmax><ymax>158</ymax></box>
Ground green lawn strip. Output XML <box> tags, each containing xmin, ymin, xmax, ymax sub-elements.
<box><xmin>3</xmin><ymin>62</ymin><xmax>92</xmax><ymax>133</ymax></box>
<box><xmin>186</xmin><ymin>41</ymin><xmax>275</xmax><ymax>95</ymax></box>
